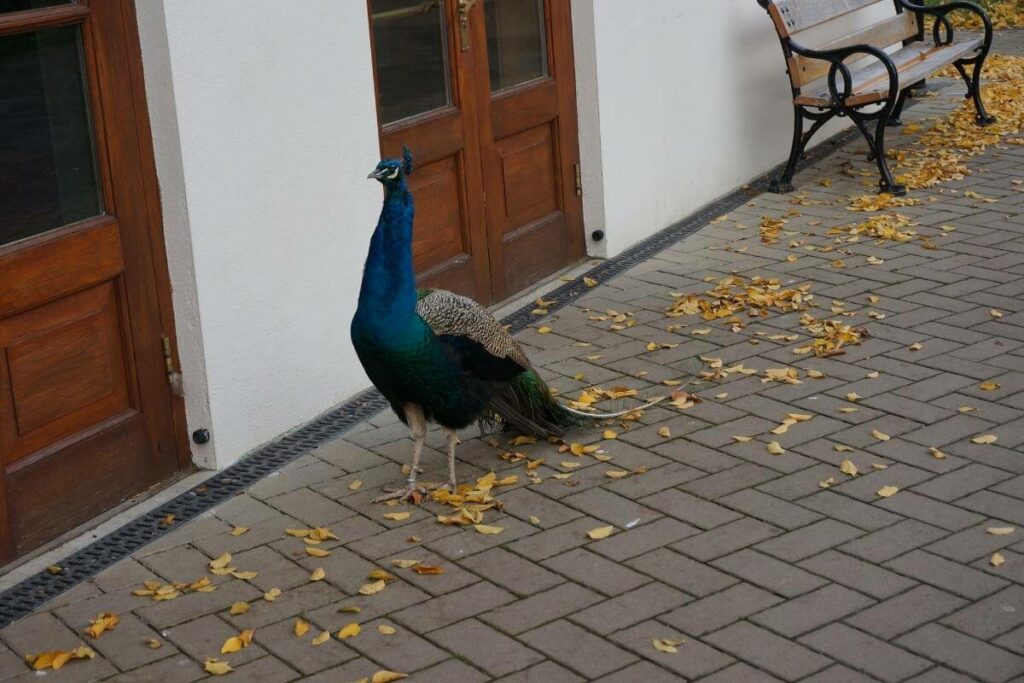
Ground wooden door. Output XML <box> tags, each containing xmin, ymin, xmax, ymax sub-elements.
<box><xmin>0</xmin><ymin>0</ymin><xmax>182</xmax><ymax>563</ymax></box>
<box><xmin>369</xmin><ymin>0</ymin><xmax>584</xmax><ymax>305</ymax></box>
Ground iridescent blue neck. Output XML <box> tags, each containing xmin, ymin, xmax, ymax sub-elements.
<box><xmin>356</xmin><ymin>183</ymin><xmax>417</xmax><ymax>334</ymax></box>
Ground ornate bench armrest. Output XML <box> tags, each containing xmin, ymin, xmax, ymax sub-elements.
<box><xmin>899</xmin><ymin>0</ymin><xmax>993</xmax><ymax>47</ymax></box>
<box><xmin>789</xmin><ymin>41</ymin><xmax>900</xmax><ymax>107</ymax></box>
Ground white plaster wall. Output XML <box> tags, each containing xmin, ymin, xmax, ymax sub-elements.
<box><xmin>137</xmin><ymin>1</ymin><xmax>380</xmax><ymax>467</ymax></box>
<box><xmin>575</xmin><ymin>0</ymin><xmax>893</xmax><ymax>256</ymax></box>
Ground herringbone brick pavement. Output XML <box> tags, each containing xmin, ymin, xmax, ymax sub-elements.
<box><xmin>2</xmin><ymin>30</ymin><xmax>1024</xmax><ymax>683</ymax></box>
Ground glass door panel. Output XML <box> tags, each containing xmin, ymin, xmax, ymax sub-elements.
<box><xmin>371</xmin><ymin>0</ymin><xmax>452</xmax><ymax>125</ymax></box>
<box><xmin>484</xmin><ymin>0</ymin><xmax>547</xmax><ymax>93</ymax></box>
<box><xmin>0</xmin><ymin>24</ymin><xmax>102</xmax><ymax>246</ymax></box>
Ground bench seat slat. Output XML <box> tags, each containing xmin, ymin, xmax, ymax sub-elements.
<box><xmin>789</xmin><ymin>13</ymin><xmax>919</xmax><ymax>87</ymax></box>
<box><xmin>770</xmin><ymin>0</ymin><xmax>884</xmax><ymax>37</ymax></box>
<box><xmin>795</xmin><ymin>37</ymin><xmax>981</xmax><ymax>107</ymax></box>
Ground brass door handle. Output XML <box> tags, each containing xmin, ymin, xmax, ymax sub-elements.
<box><xmin>458</xmin><ymin>0</ymin><xmax>478</xmax><ymax>51</ymax></box>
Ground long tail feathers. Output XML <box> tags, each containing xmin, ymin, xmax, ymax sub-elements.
<box><xmin>484</xmin><ymin>370</ymin><xmax>587</xmax><ymax>438</ymax></box>
<box><xmin>561</xmin><ymin>396</ymin><xmax>666</xmax><ymax>419</ymax></box>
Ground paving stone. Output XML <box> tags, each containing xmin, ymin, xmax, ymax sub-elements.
<box><xmin>839</xmin><ymin>520</ymin><xmax>949</xmax><ymax>563</ymax></box>
<box><xmin>304</xmin><ymin>580</ymin><xmax>429</xmax><ymax>626</ymax></box>
<box><xmin>897</xmin><ymin>623</ymin><xmax>1024</xmax><ymax>683</ymax></box>
<box><xmin>680</xmin><ymin>463</ymin><xmax>779</xmax><ymax>499</ymax></box>
<box><xmin>799</xmin><ymin>622</ymin><xmax>931</xmax><ymax>683</ymax></box>
<box><xmin>651</xmin><ymin>440</ymin><xmax>744</xmax><ymax>473</ymax></box>
<box><xmin>751</xmin><ymin>584</ymin><xmax>875</xmax><ymax>637</ymax></box>
<box><xmin>801</xmin><ymin>664</ymin><xmax>879</xmax><ymax>683</ymax></box>
<box><xmin>254</xmin><ymin>617</ymin><xmax>357</xmax><ymax>675</ymax></box>
<box><xmin>941</xmin><ymin>585</ymin><xmax>1024</xmax><ymax>640</ymax></box>
<box><xmin>264</xmin><ymin>487</ymin><xmax>356</xmax><ymax>526</ymax></box>
<box><xmin>504</xmin><ymin>516</ymin><xmax>611</xmax><ymax>561</ymax></box>
<box><xmin>459</xmin><ymin>547</ymin><xmax>563</xmax><ymax>597</ymax></box>
<box><xmin>672</xmin><ymin>517</ymin><xmax>784</xmax><ymax>562</ymax></box>
<box><xmin>519</xmin><ymin>620</ymin><xmax>638</xmax><ymax>680</ymax></box>
<box><xmin>798</xmin><ymin>550</ymin><xmax>917</xmax><ymax>599</ymax></box>
<box><xmin>912</xmin><ymin>463</ymin><xmax>1014</xmax><ymax>501</ymax></box>
<box><xmin>705</xmin><ymin>621</ymin><xmax>832</xmax><ymax>681</ymax></box>
<box><xmin>845</xmin><ymin>584</ymin><xmax>968</xmax><ymax>640</ymax></box>
<box><xmin>797</xmin><ymin>491</ymin><xmax>904</xmax><ymax>531</ymax></box>
<box><xmin>876</xmin><ymin>490</ymin><xmax>986</xmax><ymax>531</ymax></box>
<box><xmin>956</xmin><ymin>491</ymin><xmax>1024</xmax><ymax>525</ymax></box>
<box><xmin>390</xmin><ymin>581</ymin><xmax>514</xmax><ymax>633</ymax></box>
<box><xmin>490</xmin><ymin>659</ymin><xmax>585</xmax><ymax>683</ymax></box>
<box><xmin>626</xmin><ymin>547</ymin><xmax>737</xmax><ymax>597</ymax></box>
<box><xmin>717</xmin><ymin>489</ymin><xmax>823</xmax><ymax>530</ymax></box>
<box><xmin>754</xmin><ymin>520</ymin><xmax>864</xmax><ymax>562</ymax></box>
<box><xmin>589</xmin><ymin>517</ymin><xmax>700</xmax><ymax>562</ymax></box>
<box><xmin>699</xmin><ymin>661</ymin><xmax>785</xmax><ymax>682</ymax></box>
<box><xmin>885</xmin><ymin>550</ymin><xmax>1009</xmax><ymax>600</ymax></box>
<box><xmin>91</xmin><ymin>558</ymin><xmax>158</xmax><ymax>594</ymax></box>
<box><xmin>206</xmin><ymin>655</ymin><xmax>299</xmax><ymax>682</ymax></box>
<box><xmin>340</xmin><ymin>617</ymin><xmax>450</xmax><ymax>674</ymax></box>
<box><xmin>480</xmin><ymin>582</ymin><xmax>602</xmax><ymax>635</ymax></box>
<box><xmin>713</xmin><ymin>549</ymin><xmax>828</xmax><ymax>598</ymax></box>
<box><xmin>561</xmin><ymin>487</ymin><xmax>661</xmax><ymax>528</ymax></box>
<box><xmin>541</xmin><ymin>548</ymin><xmax>649</xmax><ymax>596</ymax></box>
<box><xmin>570</xmin><ymin>581</ymin><xmax>691</xmax><ymax>635</ymax></box>
<box><xmin>610</xmin><ymin>620</ymin><xmax>734</xmax><ymax>679</ymax></box>
<box><xmin>111</xmin><ymin>654</ymin><xmax>205</xmax><ymax>682</ymax></box>
<box><xmin>137</xmin><ymin>578</ymin><xmax>265</xmax><ymax>630</ymax></box>
<box><xmin>225</xmin><ymin>581</ymin><xmax>346</xmax><ymax>630</ymax></box>
<box><xmin>593</xmin><ymin>660</ymin><xmax>696</xmax><ymax>683</ymax></box>
<box><xmin>639</xmin><ymin>488</ymin><xmax>743</xmax><ymax>529</ymax></box>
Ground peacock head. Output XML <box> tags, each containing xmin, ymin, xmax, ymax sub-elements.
<box><xmin>367</xmin><ymin>146</ymin><xmax>414</xmax><ymax>190</ymax></box>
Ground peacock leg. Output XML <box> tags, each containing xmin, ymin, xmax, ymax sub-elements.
<box><xmin>372</xmin><ymin>404</ymin><xmax>427</xmax><ymax>504</ymax></box>
<box><xmin>437</xmin><ymin>427</ymin><xmax>459</xmax><ymax>492</ymax></box>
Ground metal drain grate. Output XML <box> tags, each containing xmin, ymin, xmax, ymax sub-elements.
<box><xmin>0</xmin><ymin>121</ymin><xmax>868</xmax><ymax>628</ymax></box>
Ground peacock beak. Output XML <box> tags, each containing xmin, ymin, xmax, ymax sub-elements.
<box><xmin>368</xmin><ymin>170</ymin><xmax>381</xmax><ymax>179</ymax></box>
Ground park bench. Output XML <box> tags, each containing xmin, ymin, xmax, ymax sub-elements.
<box><xmin>757</xmin><ymin>0</ymin><xmax>995</xmax><ymax>196</ymax></box>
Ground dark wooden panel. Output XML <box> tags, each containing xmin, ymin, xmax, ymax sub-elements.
<box><xmin>501</xmin><ymin>212</ymin><xmax>569</xmax><ymax>295</ymax></box>
<box><xmin>409</xmin><ymin>155</ymin><xmax>469</xmax><ymax>273</ymax></box>
<box><xmin>490</xmin><ymin>77</ymin><xmax>557</xmax><ymax>140</ymax></box>
<box><xmin>1</xmin><ymin>281</ymin><xmax>130</xmax><ymax>462</ymax></box>
<box><xmin>496</xmin><ymin>123</ymin><xmax>557</xmax><ymax>229</ymax></box>
<box><xmin>0</xmin><ymin>218</ymin><xmax>123</xmax><ymax>318</ymax></box>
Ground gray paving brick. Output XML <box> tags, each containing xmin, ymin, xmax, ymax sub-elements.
<box><xmin>718</xmin><ymin>489</ymin><xmax>823</xmax><ymax>530</ymax></box>
<box><xmin>897</xmin><ymin>623</ymin><xmax>1024</xmax><ymax>683</ymax></box>
<box><xmin>660</xmin><ymin>582</ymin><xmax>783</xmax><ymax>636</ymax></box>
<box><xmin>912</xmin><ymin>464</ymin><xmax>1014</xmax><ymax>501</ymax></box>
<box><xmin>839</xmin><ymin>520</ymin><xmax>949</xmax><ymax>563</ymax></box>
<box><xmin>754</xmin><ymin>520</ymin><xmax>865</xmax><ymax>562</ymax></box>
<box><xmin>639</xmin><ymin>488</ymin><xmax>743</xmax><ymax>529</ymax></box>
<box><xmin>480</xmin><ymin>582</ymin><xmax>603</xmax><ymax>635</ymax></box>
<box><xmin>460</xmin><ymin>547</ymin><xmax>564</xmax><ymax>597</ymax></box>
<box><xmin>391</xmin><ymin>581</ymin><xmax>514</xmax><ymax>633</ymax></box>
<box><xmin>885</xmin><ymin>549</ymin><xmax>1009</xmax><ymax>600</ymax></box>
<box><xmin>627</xmin><ymin>547</ymin><xmax>737</xmax><ymax>597</ymax></box>
<box><xmin>428</xmin><ymin>618</ymin><xmax>544</xmax><ymax>677</ymax></box>
<box><xmin>941</xmin><ymin>586</ymin><xmax>1024</xmax><ymax>640</ymax></box>
<box><xmin>520</xmin><ymin>620</ymin><xmax>638</xmax><ymax>680</ymax></box>
<box><xmin>561</xmin><ymin>487</ymin><xmax>661</xmax><ymax>528</ymax></box>
<box><xmin>491</xmin><ymin>659</ymin><xmax>584</xmax><ymax>683</ymax></box>
<box><xmin>610</xmin><ymin>620</ymin><xmax>735</xmax><ymax>679</ymax></box>
<box><xmin>672</xmin><ymin>517</ymin><xmax>784</xmax><ymax>562</ymax></box>
<box><xmin>713</xmin><ymin>549</ymin><xmax>828</xmax><ymax>598</ymax></box>
<box><xmin>877</xmin><ymin>490</ymin><xmax>987</xmax><ymax>531</ymax></box>
<box><xmin>798</xmin><ymin>490</ymin><xmax>904</xmax><ymax>531</ymax></box>
<box><xmin>589</xmin><ymin>516</ymin><xmax>700</xmax><ymax>562</ymax></box>
<box><xmin>800</xmin><ymin>622</ymin><xmax>931</xmax><ymax>683</ymax></box>
<box><xmin>705</xmin><ymin>621</ymin><xmax>832</xmax><ymax>680</ymax></box>
<box><xmin>801</xmin><ymin>664</ymin><xmax>879</xmax><ymax>683</ymax></box>
<box><xmin>571</xmin><ymin>581</ymin><xmax>690</xmax><ymax>635</ymax></box>
<box><xmin>700</xmin><ymin>661</ymin><xmax>786</xmax><ymax>683</ymax></box>
<box><xmin>957</xmin><ymin>491</ymin><xmax>1024</xmax><ymax>525</ymax></box>
<box><xmin>542</xmin><ymin>548</ymin><xmax>649</xmax><ymax>596</ymax></box>
<box><xmin>845</xmin><ymin>585</ymin><xmax>968</xmax><ymax>639</ymax></box>
<box><xmin>798</xmin><ymin>550</ymin><xmax>918</xmax><ymax>599</ymax></box>
<box><xmin>751</xmin><ymin>583</ymin><xmax>875</xmax><ymax>637</ymax></box>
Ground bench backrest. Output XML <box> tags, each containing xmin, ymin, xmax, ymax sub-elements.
<box><xmin>762</xmin><ymin>0</ymin><xmax>919</xmax><ymax>88</ymax></box>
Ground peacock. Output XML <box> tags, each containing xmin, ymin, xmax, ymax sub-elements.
<box><xmin>352</xmin><ymin>148</ymin><xmax>632</xmax><ymax>503</ymax></box>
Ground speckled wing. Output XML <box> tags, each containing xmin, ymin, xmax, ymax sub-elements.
<box><xmin>416</xmin><ymin>289</ymin><xmax>530</xmax><ymax>370</ymax></box>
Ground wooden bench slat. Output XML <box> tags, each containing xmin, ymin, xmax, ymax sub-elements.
<box><xmin>789</xmin><ymin>13</ymin><xmax>919</xmax><ymax>87</ymax></box>
<box><xmin>769</xmin><ymin>0</ymin><xmax>884</xmax><ymax>37</ymax></box>
<box><xmin>794</xmin><ymin>37</ymin><xmax>982</xmax><ymax>107</ymax></box>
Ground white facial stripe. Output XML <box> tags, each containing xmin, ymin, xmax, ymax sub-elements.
<box><xmin>386</xmin><ymin>167</ymin><xmax>401</xmax><ymax>179</ymax></box>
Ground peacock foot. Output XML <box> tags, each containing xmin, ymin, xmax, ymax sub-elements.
<box><xmin>372</xmin><ymin>482</ymin><xmax>426</xmax><ymax>505</ymax></box>
<box><xmin>434</xmin><ymin>477</ymin><xmax>459</xmax><ymax>494</ymax></box>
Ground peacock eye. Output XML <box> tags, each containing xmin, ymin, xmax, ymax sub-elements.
<box><xmin>386</xmin><ymin>167</ymin><xmax>401</xmax><ymax>179</ymax></box>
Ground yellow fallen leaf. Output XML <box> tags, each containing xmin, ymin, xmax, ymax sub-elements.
<box><xmin>834</xmin><ymin>444</ymin><xmax>854</xmax><ymax>453</ymax></box>
<box><xmin>840</xmin><ymin>460</ymin><xmax>859</xmax><ymax>477</ymax></box>
<box><xmin>305</xmin><ymin>546</ymin><xmax>331</xmax><ymax>558</ymax></box>
<box><xmin>378</xmin><ymin>624</ymin><xmax>397</xmax><ymax>635</ymax></box>
<box><xmin>474</xmin><ymin>524</ymin><xmax>504</xmax><ymax>535</ymax></box>
<box><xmin>85</xmin><ymin>613</ymin><xmax>118</xmax><ymax>639</ymax></box>
<box><xmin>652</xmin><ymin>638</ymin><xmax>684</xmax><ymax>654</ymax></box>
<box><xmin>337</xmin><ymin>623</ymin><xmax>361</xmax><ymax>639</ymax></box>
<box><xmin>229</xmin><ymin>602</ymin><xmax>250</xmax><ymax>616</ymax></box>
<box><xmin>209</xmin><ymin>552</ymin><xmax>232</xmax><ymax>570</ymax></box>
<box><xmin>658</xmin><ymin>427</ymin><xmax>672</xmax><ymax>438</ymax></box>
<box><xmin>767</xmin><ymin>441</ymin><xmax>785</xmax><ymax>455</ymax></box>
<box><xmin>839</xmin><ymin>407</ymin><xmax>858</xmax><ymax>413</ymax></box>
<box><xmin>294</xmin><ymin>618</ymin><xmax>310</xmax><ymax>637</ymax></box>
<box><xmin>846</xmin><ymin>393</ymin><xmax>861</xmax><ymax>402</ymax></box>
<box><xmin>359</xmin><ymin>579</ymin><xmax>387</xmax><ymax>595</ymax></box>
<box><xmin>221</xmin><ymin>628</ymin><xmax>254</xmax><ymax>654</ymax></box>
<box><xmin>606</xmin><ymin>470</ymin><xmax>629</xmax><ymax>479</ymax></box>
<box><xmin>383</xmin><ymin>512</ymin><xmax>411</xmax><ymax>522</ymax></box>
<box><xmin>230</xmin><ymin>526</ymin><xmax>249</xmax><ymax>536</ymax></box>
<box><xmin>603</xmin><ymin>430</ymin><xmax>618</xmax><ymax>440</ymax></box>
<box><xmin>391</xmin><ymin>559</ymin><xmax>420</xmax><ymax>569</ymax></box>
<box><xmin>264</xmin><ymin>587</ymin><xmax>282</xmax><ymax>601</ymax></box>
<box><xmin>349</xmin><ymin>479</ymin><xmax>363</xmax><ymax>491</ymax></box>
<box><xmin>715</xmin><ymin>392</ymin><xmax>729</xmax><ymax>399</ymax></box>
<box><xmin>871</xmin><ymin>430</ymin><xmax>890</xmax><ymax>442</ymax></box>
<box><xmin>959</xmin><ymin>406</ymin><xmax>975</xmax><ymax>413</ymax></box>
<box><xmin>372</xmin><ymin>672</ymin><xmax>409</xmax><ymax>683</ymax></box>
<box><xmin>312</xmin><ymin>630</ymin><xmax>331</xmax><ymax>646</ymax></box>
<box><xmin>339</xmin><ymin>606</ymin><xmax>361</xmax><ymax>613</ymax></box>
<box><xmin>204</xmin><ymin>659</ymin><xmax>233</xmax><ymax>675</ymax></box>
<box><xmin>990</xmin><ymin>309</ymin><xmax>1003</xmax><ymax>318</ymax></box>
<box><xmin>560</xmin><ymin>461</ymin><xmax>581</xmax><ymax>469</ymax></box>
<box><xmin>972</xmin><ymin>434</ymin><xmax>998</xmax><ymax>445</ymax></box>
<box><xmin>144</xmin><ymin>637</ymin><xmax>162</xmax><ymax>649</ymax></box>
<box><xmin>807</xmin><ymin>369</ymin><xmax>825</xmax><ymax>379</ymax></box>
<box><xmin>733</xmin><ymin>435</ymin><xmax>752</xmax><ymax>443</ymax></box>
<box><xmin>411</xmin><ymin>565</ymin><xmax>445</xmax><ymax>575</ymax></box>
<box><xmin>529</xmin><ymin>516</ymin><xmax>541</xmax><ymax>525</ymax></box>
<box><xmin>583</xmin><ymin>277</ymin><xmax>598</xmax><ymax>287</ymax></box>
<box><xmin>368</xmin><ymin>569</ymin><xmax>396</xmax><ymax>582</ymax></box>
<box><xmin>877</xmin><ymin>486</ymin><xmax>899</xmax><ymax>498</ymax></box>
<box><xmin>988</xmin><ymin>527</ymin><xmax>1015</xmax><ymax>536</ymax></box>
<box><xmin>787</xmin><ymin>413</ymin><xmax>813</xmax><ymax>422</ymax></box>
<box><xmin>991</xmin><ymin>552</ymin><xmax>1006</xmax><ymax>567</ymax></box>
<box><xmin>537</xmin><ymin>326</ymin><xmax>552</xmax><ymax>334</ymax></box>
<box><xmin>819</xmin><ymin>477</ymin><xmax>837</xmax><ymax>489</ymax></box>
<box><xmin>309</xmin><ymin>567</ymin><xmax>326</xmax><ymax>582</ymax></box>
<box><xmin>929</xmin><ymin>447</ymin><xmax>946</xmax><ymax>460</ymax></box>
<box><xmin>587</xmin><ymin>526</ymin><xmax>614</xmax><ymax>540</ymax></box>
<box><xmin>979</xmin><ymin>382</ymin><xmax>1000</xmax><ymax>391</ymax></box>
<box><xmin>232</xmin><ymin>570</ymin><xmax>258</xmax><ymax>580</ymax></box>
<box><xmin>909</xmin><ymin>343</ymin><xmax>923</xmax><ymax>351</ymax></box>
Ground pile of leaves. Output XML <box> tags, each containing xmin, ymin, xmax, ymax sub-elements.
<box><xmin>666</xmin><ymin>276</ymin><xmax>812</xmax><ymax>320</ymax></box>
<box><xmin>924</xmin><ymin>0</ymin><xmax>1024</xmax><ymax>29</ymax></box>
<box><xmin>896</xmin><ymin>55</ymin><xmax>1024</xmax><ymax>190</ymax></box>
<box><xmin>431</xmin><ymin>471</ymin><xmax>512</xmax><ymax>532</ymax></box>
